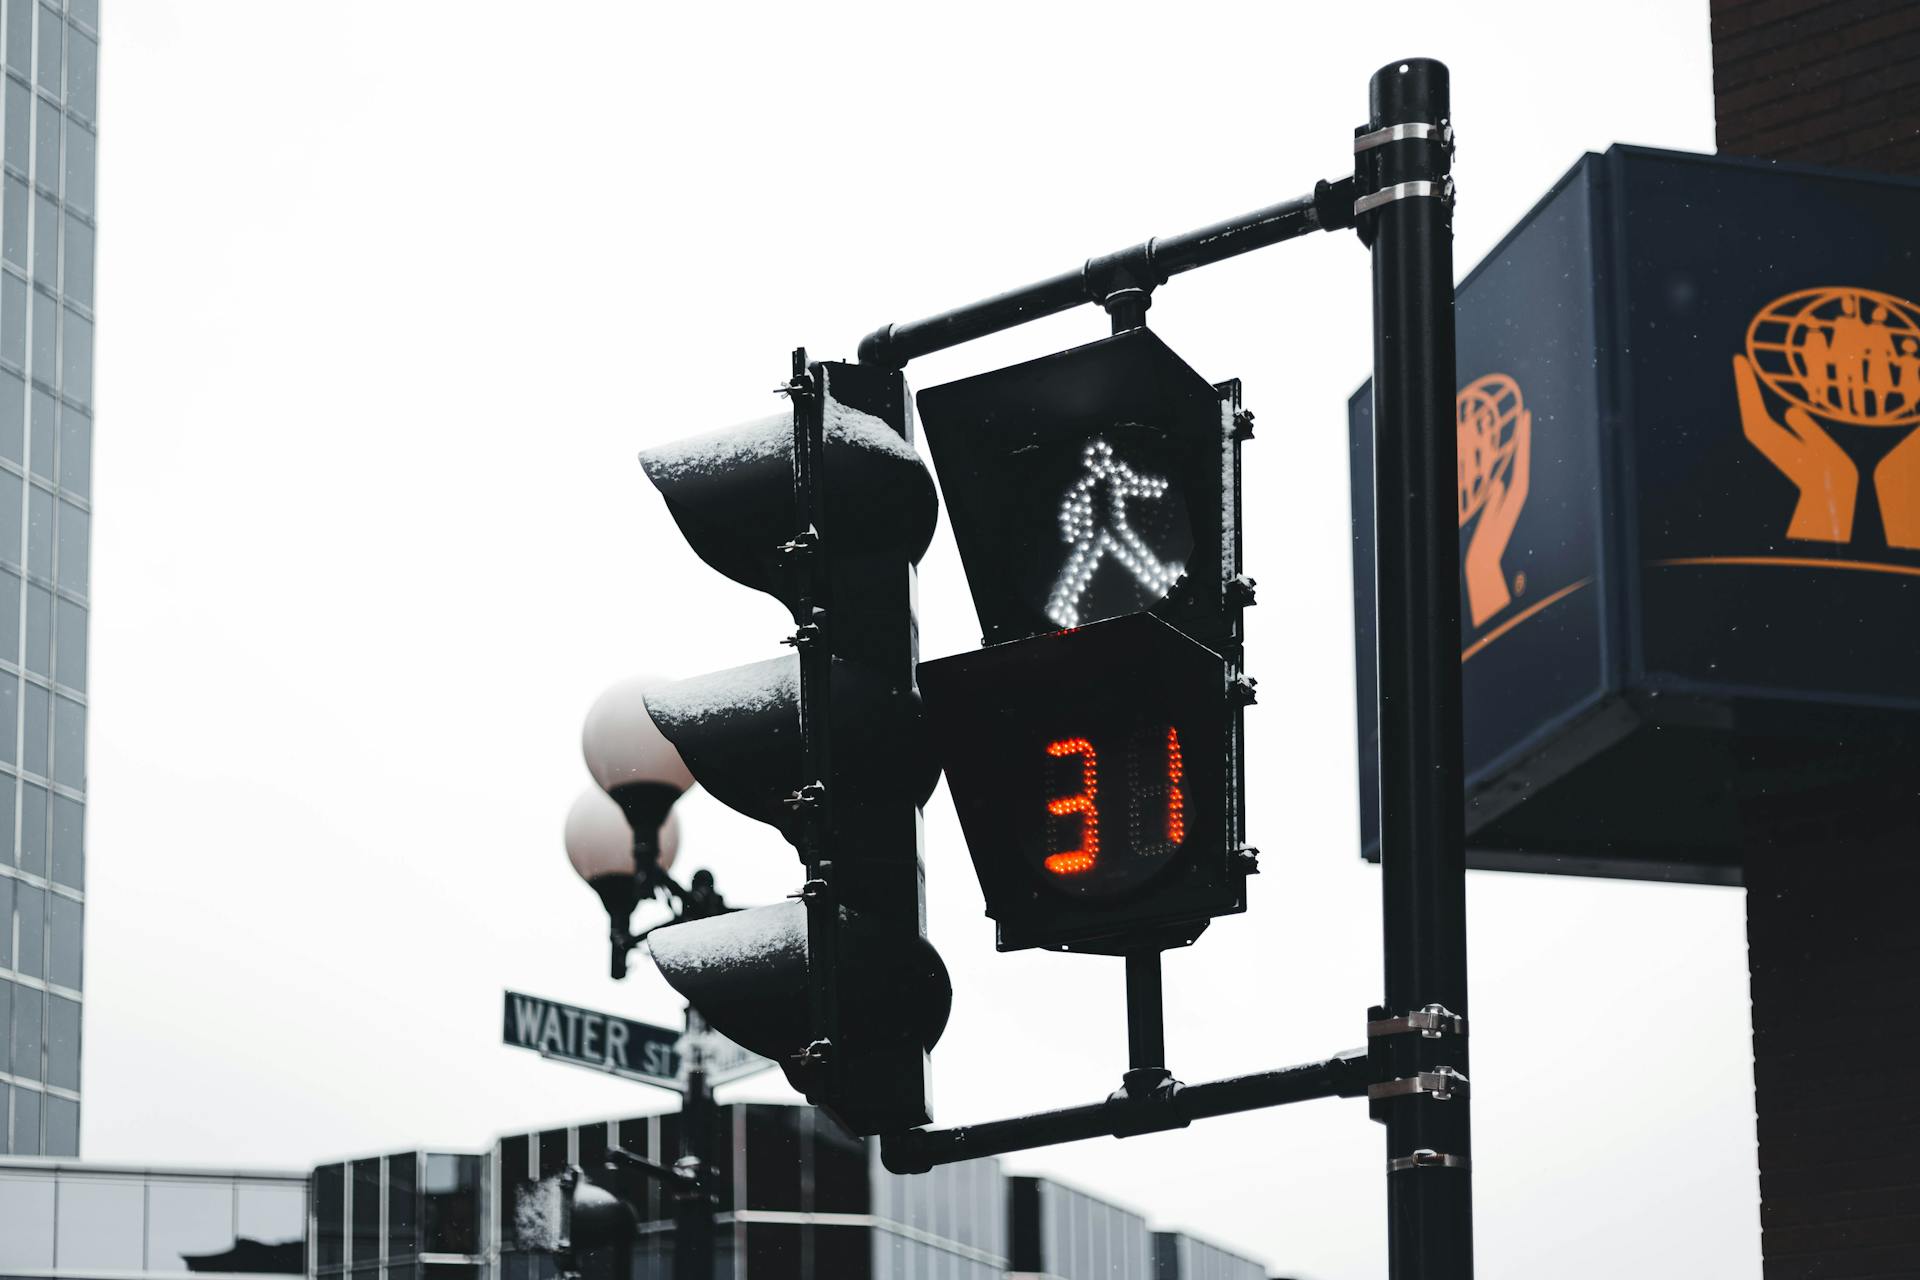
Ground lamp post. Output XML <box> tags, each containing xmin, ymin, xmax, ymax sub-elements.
<box><xmin>563</xmin><ymin>787</ymin><xmax>682</xmax><ymax>979</ymax></box>
<box><xmin>571</xmin><ymin>675</ymin><xmax>720</xmax><ymax>1280</ymax></box>
<box><xmin>576</xmin><ymin>676</ymin><xmax>695</xmax><ymax>978</ymax></box>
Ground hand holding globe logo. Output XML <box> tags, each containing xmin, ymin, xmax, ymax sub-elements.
<box><xmin>1732</xmin><ymin>287</ymin><xmax>1920</xmax><ymax>549</ymax></box>
<box><xmin>1457</xmin><ymin>373</ymin><xmax>1532</xmax><ymax>628</ymax></box>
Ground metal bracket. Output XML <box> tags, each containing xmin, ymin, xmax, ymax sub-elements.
<box><xmin>1368</xmin><ymin>1066</ymin><xmax>1468</xmax><ymax>1102</ymax></box>
<box><xmin>782</xmin><ymin>781</ymin><xmax>826</xmax><ymax>811</ymax></box>
<box><xmin>1352</xmin><ymin>121</ymin><xmax>1453</xmax><ymax>152</ymax></box>
<box><xmin>1388</xmin><ymin>1149</ymin><xmax>1470</xmax><ymax>1173</ymax></box>
<box><xmin>1354</xmin><ymin>178</ymin><xmax>1454</xmax><ymax>218</ymax></box>
<box><xmin>1368</xmin><ymin>1003</ymin><xmax>1467</xmax><ymax>1040</ymax></box>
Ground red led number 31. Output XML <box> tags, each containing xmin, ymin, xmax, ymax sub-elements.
<box><xmin>1043</xmin><ymin>727</ymin><xmax>1184</xmax><ymax>877</ymax></box>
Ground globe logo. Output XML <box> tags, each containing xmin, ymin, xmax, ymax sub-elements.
<box><xmin>1455</xmin><ymin>373</ymin><xmax>1532</xmax><ymax>627</ymax></box>
<box><xmin>1457</xmin><ymin>374</ymin><xmax>1525</xmax><ymax>525</ymax></box>
<box><xmin>1745</xmin><ymin>287</ymin><xmax>1920</xmax><ymax>428</ymax></box>
<box><xmin>1732</xmin><ymin>286</ymin><xmax>1920</xmax><ymax>550</ymax></box>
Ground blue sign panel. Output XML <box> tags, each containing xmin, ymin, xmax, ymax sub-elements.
<box><xmin>1351</xmin><ymin>146</ymin><xmax>1920</xmax><ymax>884</ymax></box>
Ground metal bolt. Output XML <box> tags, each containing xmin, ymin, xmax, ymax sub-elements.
<box><xmin>1229</xmin><ymin>674</ymin><xmax>1259</xmax><ymax>706</ymax></box>
<box><xmin>1232</xmin><ymin>409</ymin><xmax>1256</xmax><ymax>441</ymax></box>
<box><xmin>1226</xmin><ymin>574</ymin><xmax>1258</xmax><ymax>607</ymax></box>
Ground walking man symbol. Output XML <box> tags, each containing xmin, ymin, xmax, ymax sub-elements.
<box><xmin>1045</xmin><ymin>439</ymin><xmax>1183</xmax><ymax>629</ymax></box>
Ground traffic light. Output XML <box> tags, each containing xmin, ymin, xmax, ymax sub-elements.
<box><xmin>916</xmin><ymin>328</ymin><xmax>1252</xmax><ymax>954</ymax></box>
<box><xmin>639</xmin><ymin>353</ymin><xmax>950</xmax><ymax>1136</ymax></box>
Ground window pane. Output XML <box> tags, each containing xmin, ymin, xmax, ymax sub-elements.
<box><xmin>24</xmin><ymin>479</ymin><xmax>46</xmax><ymax>577</ymax></box>
<box><xmin>0</xmin><ymin>1175</ymin><xmax>56</xmax><ymax>1265</ymax></box>
<box><xmin>59</xmin><ymin>116</ymin><xmax>86</xmax><ymax>214</ymax></box>
<box><xmin>0</xmin><ymin>366</ymin><xmax>20</xmax><ymax>462</ymax></box>
<box><xmin>350</xmin><ymin>1158</ymin><xmax>380</xmax><ymax>1264</ymax></box>
<box><xmin>49</xmin><ymin>791</ymin><xmax>78</xmax><ymax>887</ymax></box>
<box><xmin>28</xmin><ymin>196</ymin><xmax>47</xmax><ymax>292</ymax></box>
<box><xmin>59</xmin><ymin>305</ymin><xmax>83</xmax><ymax>406</ymax></box>
<box><xmin>19</xmin><ymin>780</ymin><xmax>44</xmax><ymax>873</ymax></box>
<box><xmin>3</xmin><ymin>2</ymin><xmax>27</xmax><ymax>78</ymax></box>
<box><xmin>60</xmin><ymin>210</ymin><xmax>85</xmax><ymax>307</ymax></box>
<box><xmin>33</xmin><ymin>8</ymin><xmax>57</xmax><ymax>97</ymax></box>
<box><xmin>51</xmin><ymin>689</ymin><xmax>79</xmax><ymax>789</ymax></box>
<box><xmin>55</xmin><ymin>401</ymin><xmax>83</xmax><ymax>494</ymax></box>
<box><xmin>44</xmin><ymin>990</ymin><xmax>73</xmax><ymax>1085</ymax></box>
<box><xmin>65</xmin><ymin>26</ymin><xmax>91</xmax><ymax>120</ymax></box>
<box><xmin>53</xmin><ymin>593</ymin><xmax>80</xmax><ymax>688</ymax></box>
<box><xmin>0</xmin><ymin>878</ymin><xmax>11</xmax><ymax>967</ymax></box>
<box><xmin>0</xmin><ymin>566</ymin><xmax>18</xmax><ymax>663</ymax></box>
<box><xmin>0</xmin><ymin>268</ymin><xmax>23</xmax><ymax>368</ymax></box>
<box><xmin>0</xmin><ymin>977</ymin><xmax>10</xmax><ymax>1072</ymax></box>
<box><xmin>2</xmin><ymin>173</ymin><xmax>24</xmax><ymax>266</ymax></box>
<box><xmin>43</xmin><ymin>1091</ymin><xmax>73</xmax><ymax>1154</ymax></box>
<box><xmin>314</xmin><ymin>1164</ymin><xmax>345</xmax><ymax>1271</ymax></box>
<box><xmin>12</xmin><ymin>979</ymin><xmax>41</xmax><ymax>1078</ymax></box>
<box><xmin>0</xmin><ymin>670</ymin><xmax>16</xmax><ymax>765</ymax></box>
<box><xmin>55</xmin><ymin>495</ymin><xmax>81</xmax><ymax>593</ymax></box>
<box><xmin>46</xmin><ymin>891</ymin><xmax>76</xmax><ymax>987</ymax></box>
<box><xmin>23</xmin><ymin>677</ymin><xmax>47</xmax><ymax>776</ymax></box>
<box><xmin>387</xmin><ymin>1153</ymin><xmax>417</xmax><ymax>1257</ymax></box>
<box><xmin>15</xmin><ymin>879</ymin><xmax>41</xmax><ymax>976</ymax></box>
<box><xmin>27</xmin><ymin>383</ymin><xmax>48</xmax><ymax>479</ymax></box>
<box><xmin>0</xmin><ymin>469</ymin><xmax>16</xmax><ymax>565</ymax></box>
<box><xmin>150</xmin><ymin>1180</ymin><xmax>238</xmax><ymax>1271</ymax></box>
<box><xmin>237</xmin><ymin>1182</ymin><xmax>308</xmax><ymax>1247</ymax></box>
<box><xmin>12</xmin><ymin>1079</ymin><xmax>39</xmax><ymax>1151</ymax></box>
<box><xmin>28</xmin><ymin>285</ymin><xmax>50</xmax><ymax>383</ymax></box>
<box><xmin>23</xmin><ymin>578</ymin><xmax>45</xmax><ymax>673</ymax></box>
<box><xmin>71</xmin><ymin>1</ymin><xmax>97</xmax><ymax>31</ymax></box>
<box><xmin>3</xmin><ymin>77</ymin><xmax>25</xmax><ymax>172</ymax></box>
<box><xmin>57</xmin><ymin>1177</ymin><xmax>146</xmax><ymax>1270</ymax></box>
<box><xmin>32</xmin><ymin>95</ymin><xmax>53</xmax><ymax>193</ymax></box>
<box><xmin>423</xmin><ymin>1154</ymin><xmax>480</xmax><ymax>1255</ymax></box>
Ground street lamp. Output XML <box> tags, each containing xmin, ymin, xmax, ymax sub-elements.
<box><xmin>563</xmin><ymin>787</ymin><xmax>682</xmax><ymax>979</ymax></box>
<box><xmin>576</xmin><ymin>676</ymin><xmax>696</xmax><ymax>977</ymax></box>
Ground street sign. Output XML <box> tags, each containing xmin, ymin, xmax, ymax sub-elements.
<box><xmin>503</xmin><ymin>990</ymin><xmax>681</xmax><ymax>1087</ymax></box>
<box><xmin>501</xmin><ymin>990</ymin><xmax>772</xmax><ymax>1092</ymax></box>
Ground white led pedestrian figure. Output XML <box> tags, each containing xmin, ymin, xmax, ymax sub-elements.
<box><xmin>1044</xmin><ymin>438</ymin><xmax>1183</xmax><ymax>628</ymax></box>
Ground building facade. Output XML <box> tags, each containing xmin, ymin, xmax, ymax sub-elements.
<box><xmin>0</xmin><ymin>0</ymin><xmax>96</xmax><ymax>1158</ymax></box>
<box><xmin>306</xmin><ymin>1104</ymin><xmax>1266</xmax><ymax>1280</ymax></box>
<box><xmin>0</xmin><ymin>1159</ymin><xmax>307</xmax><ymax>1278</ymax></box>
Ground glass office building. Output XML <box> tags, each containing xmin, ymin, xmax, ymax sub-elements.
<box><xmin>308</xmin><ymin>1104</ymin><xmax>1270</xmax><ymax>1280</ymax></box>
<box><xmin>0</xmin><ymin>1160</ymin><xmax>307</xmax><ymax>1277</ymax></box>
<box><xmin>0</xmin><ymin>0</ymin><xmax>97</xmax><ymax>1159</ymax></box>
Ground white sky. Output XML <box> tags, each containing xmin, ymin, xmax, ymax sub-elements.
<box><xmin>80</xmin><ymin>4</ymin><xmax>1757</xmax><ymax>1278</ymax></box>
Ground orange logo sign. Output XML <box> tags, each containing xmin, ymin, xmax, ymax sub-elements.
<box><xmin>1732</xmin><ymin>287</ymin><xmax>1920</xmax><ymax>548</ymax></box>
<box><xmin>1458</xmin><ymin>373</ymin><xmax>1531</xmax><ymax>627</ymax></box>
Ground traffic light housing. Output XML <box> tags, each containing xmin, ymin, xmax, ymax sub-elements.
<box><xmin>916</xmin><ymin>329</ymin><xmax>1251</xmax><ymax>954</ymax></box>
<box><xmin>639</xmin><ymin>354</ymin><xmax>949</xmax><ymax>1136</ymax></box>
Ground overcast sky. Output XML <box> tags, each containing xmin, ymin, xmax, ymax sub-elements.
<box><xmin>80</xmin><ymin>4</ymin><xmax>1755</xmax><ymax>1278</ymax></box>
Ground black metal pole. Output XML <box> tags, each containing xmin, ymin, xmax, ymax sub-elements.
<box><xmin>674</xmin><ymin>1018</ymin><xmax>713</xmax><ymax>1280</ymax></box>
<box><xmin>879</xmin><ymin>1049</ymin><xmax>1369</xmax><ymax>1172</ymax></box>
<box><xmin>1363</xmin><ymin>58</ymin><xmax>1474</xmax><ymax>1280</ymax></box>
<box><xmin>858</xmin><ymin>190</ymin><xmax>1347</xmax><ymax>370</ymax></box>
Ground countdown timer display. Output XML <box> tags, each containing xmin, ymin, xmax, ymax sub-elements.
<box><xmin>919</xmin><ymin>613</ymin><xmax>1247</xmax><ymax>954</ymax></box>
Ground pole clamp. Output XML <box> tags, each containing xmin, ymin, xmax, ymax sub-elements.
<box><xmin>1368</xmin><ymin>1003</ymin><xmax>1467</xmax><ymax>1040</ymax></box>
<box><xmin>1388</xmin><ymin>1149</ymin><xmax>1470</xmax><ymax>1172</ymax></box>
<box><xmin>1352</xmin><ymin>121</ymin><xmax>1453</xmax><ymax>153</ymax></box>
<box><xmin>1353</xmin><ymin>179</ymin><xmax>1454</xmax><ymax>218</ymax></box>
<box><xmin>1367</xmin><ymin>1066</ymin><xmax>1468</xmax><ymax>1103</ymax></box>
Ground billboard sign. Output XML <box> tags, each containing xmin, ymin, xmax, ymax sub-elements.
<box><xmin>1351</xmin><ymin>146</ymin><xmax>1920</xmax><ymax>883</ymax></box>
